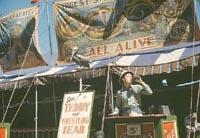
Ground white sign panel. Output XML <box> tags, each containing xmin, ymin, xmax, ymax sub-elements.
<box><xmin>57</xmin><ymin>91</ymin><xmax>95</xmax><ymax>138</ymax></box>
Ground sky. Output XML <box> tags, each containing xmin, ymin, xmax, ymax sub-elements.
<box><xmin>195</xmin><ymin>0</ymin><xmax>200</xmax><ymax>29</ymax></box>
<box><xmin>0</xmin><ymin>0</ymin><xmax>60</xmax><ymax>75</ymax></box>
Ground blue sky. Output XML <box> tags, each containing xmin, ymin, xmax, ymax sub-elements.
<box><xmin>195</xmin><ymin>0</ymin><xmax>200</xmax><ymax>29</ymax></box>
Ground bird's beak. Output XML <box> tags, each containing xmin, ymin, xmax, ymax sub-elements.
<box><xmin>70</xmin><ymin>51</ymin><xmax>75</xmax><ymax>62</ymax></box>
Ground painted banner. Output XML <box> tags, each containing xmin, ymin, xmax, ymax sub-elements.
<box><xmin>163</xmin><ymin>121</ymin><xmax>177</xmax><ymax>138</ymax></box>
<box><xmin>54</xmin><ymin>0</ymin><xmax>200</xmax><ymax>65</ymax></box>
<box><xmin>0</xmin><ymin>6</ymin><xmax>47</xmax><ymax>72</ymax></box>
<box><xmin>57</xmin><ymin>91</ymin><xmax>95</xmax><ymax>138</ymax></box>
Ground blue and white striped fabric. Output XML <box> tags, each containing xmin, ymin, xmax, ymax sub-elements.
<box><xmin>0</xmin><ymin>42</ymin><xmax>200</xmax><ymax>90</ymax></box>
<box><xmin>114</xmin><ymin>41</ymin><xmax>200</xmax><ymax>75</ymax></box>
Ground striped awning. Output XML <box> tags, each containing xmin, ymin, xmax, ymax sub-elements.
<box><xmin>0</xmin><ymin>42</ymin><xmax>199</xmax><ymax>90</ymax></box>
<box><xmin>113</xmin><ymin>42</ymin><xmax>200</xmax><ymax>75</ymax></box>
<box><xmin>0</xmin><ymin>75</ymin><xmax>35</xmax><ymax>90</ymax></box>
<box><xmin>35</xmin><ymin>55</ymin><xmax>119</xmax><ymax>79</ymax></box>
<box><xmin>0</xmin><ymin>55</ymin><xmax>119</xmax><ymax>90</ymax></box>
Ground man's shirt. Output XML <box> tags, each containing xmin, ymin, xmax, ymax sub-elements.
<box><xmin>113</xmin><ymin>82</ymin><xmax>153</xmax><ymax>115</ymax></box>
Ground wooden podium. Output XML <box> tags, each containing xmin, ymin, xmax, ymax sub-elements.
<box><xmin>104</xmin><ymin>114</ymin><xmax>179</xmax><ymax>138</ymax></box>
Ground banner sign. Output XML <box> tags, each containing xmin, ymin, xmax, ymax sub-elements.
<box><xmin>163</xmin><ymin>121</ymin><xmax>177</xmax><ymax>138</ymax></box>
<box><xmin>57</xmin><ymin>91</ymin><xmax>95</xmax><ymax>138</ymax></box>
<box><xmin>115</xmin><ymin>123</ymin><xmax>155</xmax><ymax>138</ymax></box>
<box><xmin>0</xmin><ymin>128</ymin><xmax>6</xmax><ymax>138</ymax></box>
<box><xmin>0</xmin><ymin>6</ymin><xmax>47</xmax><ymax>72</ymax></box>
<box><xmin>53</xmin><ymin>0</ymin><xmax>199</xmax><ymax>64</ymax></box>
<box><xmin>0</xmin><ymin>123</ymin><xmax>10</xmax><ymax>138</ymax></box>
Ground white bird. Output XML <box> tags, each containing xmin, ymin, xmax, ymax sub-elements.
<box><xmin>70</xmin><ymin>47</ymin><xmax>92</xmax><ymax>68</ymax></box>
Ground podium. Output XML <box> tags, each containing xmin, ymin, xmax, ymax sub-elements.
<box><xmin>104</xmin><ymin>114</ymin><xmax>179</xmax><ymax>138</ymax></box>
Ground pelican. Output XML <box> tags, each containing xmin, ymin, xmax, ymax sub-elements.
<box><xmin>70</xmin><ymin>47</ymin><xmax>92</xmax><ymax>68</ymax></box>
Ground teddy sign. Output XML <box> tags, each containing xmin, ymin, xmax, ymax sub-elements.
<box><xmin>57</xmin><ymin>91</ymin><xmax>95</xmax><ymax>138</ymax></box>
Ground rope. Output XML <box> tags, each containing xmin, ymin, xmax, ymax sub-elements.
<box><xmin>109</xmin><ymin>68</ymin><xmax>114</xmax><ymax>112</ymax></box>
<box><xmin>188</xmin><ymin>1</ymin><xmax>197</xmax><ymax>137</ymax></box>
<box><xmin>193</xmin><ymin>0</ymin><xmax>200</xmax><ymax>115</ymax></box>
<box><xmin>2</xmin><ymin>80</ymin><xmax>18</xmax><ymax>122</ymax></box>
<box><xmin>101</xmin><ymin>66</ymin><xmax>110</xmax><ymax>131</ymax></box>
<box><xmin>1</xmin><ymin>36</ymin><xmax>33</xmax><ymax>122</ymax></box>
<box><xmin>10</xmin><ymin>77</ymin><xmax>36</xmax><ymax>126</ymax></box>
<box><xmin>1</xmin><ymin>4</ymin><xmax>46</xmax><ymax>122</ymax></box>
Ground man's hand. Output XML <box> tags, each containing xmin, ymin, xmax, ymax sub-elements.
<box><xmin>107</xmin><ymin>112</ymin><xmax>118</xmax><ymax>116</ymax></box>
<box><xmin>186</xmin><ymin>125</ymin><xmax>197</xmax><ymax>133</ymax></box>
<box><xmin>133</xmin><ymin>75</ymin><xmax>144</xmax><ymax>84</ymax></box>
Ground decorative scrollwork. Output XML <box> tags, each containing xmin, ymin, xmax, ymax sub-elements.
<box><xmin>125</xmin><ymin>1</ymin><xmax>154</xmax><ymax>21</ymax></box>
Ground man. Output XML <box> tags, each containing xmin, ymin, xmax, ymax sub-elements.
<box><xmin>111</xmin><ymin>70</ymin><xmax>153</xmax><ymax>116</ymax></box>
<box><xmin>9</xmin><ymin>21</ymin><xmax>25</xmax><ymax>64</ymax></box>
<box><xmin>184</xmin><ymin>112</ymin><xmax>200</xmax><ymax>138</ymax></box>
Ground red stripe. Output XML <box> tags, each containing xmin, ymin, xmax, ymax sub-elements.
<box><xmin>31</xmin><ymin>0</ymin><xmax>40</xmax><ymax>4</ymax></box>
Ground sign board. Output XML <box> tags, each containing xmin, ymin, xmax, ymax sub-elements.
<box><xmin>127</xmin><ymin>124</ymin><xmax>141</xmax><ymax>136</ymax></box>
<box><xmin>57</xmin><ymin>91</ymin><xmax>95</xmax><ymax>138</ymax></box>
<box><xmin>0</xmin><ymin>123</ymin><xmax>10</xmax><ymax>138</ymax></box>
<box><xmin>163</xmin><ymin>121</ymin><xmax>178</xmax><ymax>138</ymax></box>
<box><xmin>115</xmin><ymin>122</ymin><xmax>155</xmax><ymax>138</ymax></box>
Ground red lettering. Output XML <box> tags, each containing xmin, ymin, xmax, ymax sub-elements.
<box><xmin>138</xmin><ymin>38</ymin><xmax>146</xmax><ymax>47</ymax></box>
<box><xmin>115</xmin><ymin>43</ymin><xmax>123</xmax><ymax>52</ymax></box>
<box><xmin>133</xmin><ymin>39</ymin><xmax>137</xmax><ymax>48</ymax></box>
<box><xmin>104</xmin><ymin>45</ymin><xmax>109</xmax><ymax>54</ymax></box>
<box><xmin>62</xmin><ymin>125</ymin><xmax>85</xmax><ymax>134</ymax></box>
<box><xmin>65</xmin><ymin>104</ymin><xmax>72</xmax><ymax>112</ymax></box>
<box><xmin>89</xmin><ymin>48</ymin><xmax>96</xmax><ymax>56</ymax></box>
<box><xmin>125</xmin><ymin>41</ymin><xmax>131</xmax><ymax>50</ymax></box>
<box><xmin>63</xmin><ymin>126</ymin><xmax>73</xmax><ymax>134</ymax></box>
<box><xmin>64</xmin><ymin>103</ymin><xmax>90</xmax><ymax>112</ymax></box>
<box><xmin>165</xmin><ymin>129</ymin><xmax>176</xmax><ymax>138</ymax></box>
<box><xmin>97</xmin><ymin>47</ymin><xmax>102</xmax><ymax>55</ymax></box>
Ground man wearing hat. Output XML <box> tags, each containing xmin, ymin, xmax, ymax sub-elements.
<box><xmin>111</xmin><ymin>70</ymin><xmax>153</xmax><ymax>116</ymax></box>
<box><xmin>184</xmin><ymin>112</ymin><xmax>200</xmax><ymax>138</ymax></box>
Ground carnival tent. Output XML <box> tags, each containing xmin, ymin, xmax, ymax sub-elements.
<box><xmin>1</xmin><ymin>1</ymin><xmax>200</xmax><ymax>137</ymax></box>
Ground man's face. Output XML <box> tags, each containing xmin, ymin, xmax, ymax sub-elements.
<box><xmin>192</xmin><ymin>118</ymin><xmax>197</xmax><ymax>125</ymax></box>
<box><xmin>122</xmin><ymin>73</ymin><xmax>133</xmax><ymax>85</ymax></box>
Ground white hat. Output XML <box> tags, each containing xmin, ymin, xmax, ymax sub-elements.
<box><xmin>16</xmin><ymin>21</ymin><xmax>22</xmax><ymax>26</ymax></box>
<box><xmin>119</xmin><ymin>70</ymin><xmax>133</xmax><ymax>84</ymax></box>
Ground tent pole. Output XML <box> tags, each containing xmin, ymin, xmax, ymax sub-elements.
<box><xmin>80</xmin><ymin>70</ymin><xmax>83</xmax><ymax>91</ymax></box>
<box><xmin>35</xmin><ymin>78</ymin><xmax>38</xmax><ymax>138</ymax></box>
<box><xmin>52</xmin><ymin>82</ymin><xmax>58</xmax><ymax>126</ymax></box>
<box><xmin>1</xmin><ymin>91</ymin><xmax>5</xmax><ymax>117</ymax></box>
<box><xmin>45</xmin><ymin>0</ymin><xmax>53</xmax><ymax>67</ymax></box>
<box><xmin>110</xmin><ymin>68</ymin><xmax>114</xmax><ymax>112</ymax></box>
